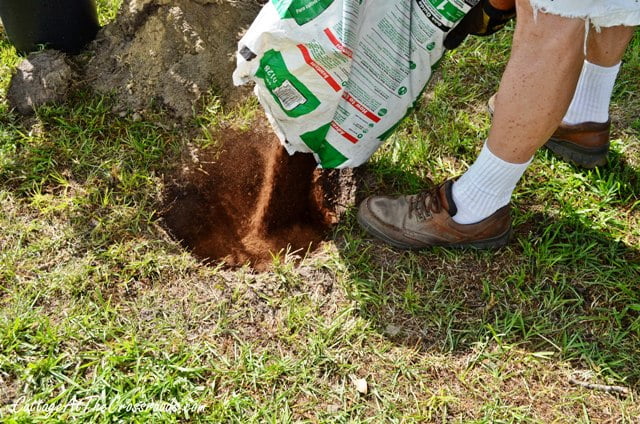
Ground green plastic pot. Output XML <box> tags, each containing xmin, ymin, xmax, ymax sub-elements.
<box><xmin>0</xmin><ymin>0</ymin><xmax>100</xmax><ymax>54</ymax></box>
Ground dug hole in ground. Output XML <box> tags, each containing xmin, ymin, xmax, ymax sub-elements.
<box><xmin>189</xmin><ymin>0</ymin><xmax>465</xmax><ymax>268</ymax></box>
<box><xmin>160</xmin><ymin>116</ymin><xmax>358</xmax><ymax>271</ymax></box>
<box><xmin>68</xmin><ymin>0</ymin><xmax>358</xmax><ymax>271</ymax></box>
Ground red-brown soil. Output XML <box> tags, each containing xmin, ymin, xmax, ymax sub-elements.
<box><xmin>161</xmin><ymin>122</ymin><xmax>355</xmax><ymax>270</ymax></box>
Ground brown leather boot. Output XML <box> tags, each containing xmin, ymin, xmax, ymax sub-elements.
<box><xmin>357</xmin><ymin>180</ymin><xmax>512</xmax><ymax>250</ymax></box>
<box><xmin>546</xmin><ymin>121</ymin><xmax>610</xmax><ymax>168</ymax></box>
<box><xmin>487</xmin><ymin>94</ymin><xmax>610</xmax><ymax>168</ymax></box>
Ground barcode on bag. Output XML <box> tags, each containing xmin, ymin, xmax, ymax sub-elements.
<box><xmin>273</xmin><ymin>80</ymin><xmax>307</xmax><ymax>111</ymax></box>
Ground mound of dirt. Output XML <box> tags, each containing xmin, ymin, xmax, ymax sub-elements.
<box><xmin>85</xmin><ymin>0</ymin><xmax>265</xmax><ymax>117</ymax></box>
<box><xmin>161</xmin><ymin>120</ymin><xmax>357</xmax><ymax>270</ymax></box>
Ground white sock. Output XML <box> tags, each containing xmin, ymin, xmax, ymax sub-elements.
<box><xmin>451</xmin><ymin>143</ymin><xmax>532</xmax><ymax>225</ymax></box>
<box><xmin>562</xmin><ymin>60</ymin><xmax>621</xmax><ymax>125</ymax></box>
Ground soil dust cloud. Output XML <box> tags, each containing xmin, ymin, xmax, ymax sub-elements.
<box><xmin>161</xmin><ymin>123</ymin><xmax>354</xmax><ymax>270</ymax></box>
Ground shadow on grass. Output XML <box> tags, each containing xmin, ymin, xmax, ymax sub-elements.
<box><xmin>335</xmin><ymin>161</ymin><xmax>640</xmax><ymax>387</ymax></box>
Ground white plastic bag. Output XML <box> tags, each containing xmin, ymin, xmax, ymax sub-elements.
<box><xmin>233</xmin><ymin>0</ymin><xmax>477</xmax><ymax>168</ymax></box>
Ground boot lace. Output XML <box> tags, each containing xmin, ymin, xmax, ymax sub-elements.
<box><xmin>409</xmin><ymin>184</ymin><xmax>443</xmax><ymax>222</ymax></box>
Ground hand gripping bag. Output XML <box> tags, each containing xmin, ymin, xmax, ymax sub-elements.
<box><xmin>233</xmin><ymin>0</ymin><xmax>479</xmax><ymax>168</ymax></box>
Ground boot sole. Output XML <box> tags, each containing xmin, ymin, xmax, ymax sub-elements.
<box><xmin>357</xmin><ymin>209</ymin><xmax>512</xmax><ymax>251</ymax></box>
<box><xmin>545</xmin><ymin>138</ymin><xmax>609</xmax><ymax>169</ymax></box>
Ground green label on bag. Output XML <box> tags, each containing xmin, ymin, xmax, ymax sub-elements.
<box><xmin>427</xmin><ymin>0</ymin><xmax>465</xmax><ymax>22</ymax></box>
<box><xmin>255</xmin><ymin>50</ymin><xmax>320</xmax><ymax>118</ymax></box>
<box><xmin>300</xmin><ymin>123</ymin><xmax>347</xmax><ymax>168</ymax></box>
<box><xmin>272</xmin><ymin>0</ymin><xmax>335</xmax><ymax>25</ymax></box>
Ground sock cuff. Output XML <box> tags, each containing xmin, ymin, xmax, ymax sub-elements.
<box><xmin>451</xmin><ymin>142</ymin><xmax>531</xmax><ymax>224</ymax></box>
<box><xmin>454</xmin><ymin>142</ymin><xmax>532</xmax><ymax>198</ymax></box>
<box><xmin>483</xmin><ymin>142</ymin><xmax>533</xmax><ymax>168</ymax></box>
<box><xmin>583</xmin><ymin>60</ymin><xmax>621</xmax><ymax>76</ymax></box>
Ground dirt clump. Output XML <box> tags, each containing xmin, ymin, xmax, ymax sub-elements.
<box><xmin>161</xmin><ymin>120</ymin><xmax>357</xmax><ymax>270</ymax></box>
<box><xmin>7</xmin><ymin>50</ymin><xmax>77</xmax><ymax>114</ymax></box>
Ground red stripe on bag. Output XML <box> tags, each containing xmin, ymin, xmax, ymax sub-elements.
<box><xmin>323</xmin><ymin>28</ymin><xmax>353</xmax><ymax>58</ymax></box>
<box><xmin>297</xmin><ymin>44</ymin><xmax>342</xmax><ymax>92</ymax></box>
<box><xmin>331</xmin><ymin>121</ymin><xmax>358</xmax><ymax>144</ymax></box>
<box><xmin>342</xmin><ymin>92</ymin><xmax>381</xmax><ymax>123</ymax></box>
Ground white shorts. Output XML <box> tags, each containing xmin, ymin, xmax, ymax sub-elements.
<box><xmin>530</xmin><ymin>0</ymin><xmax>640</xmax><ymax>28</ymax></box>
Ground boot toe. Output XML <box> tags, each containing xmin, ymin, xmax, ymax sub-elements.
<box><xmin>364</xmin><ymin>195</ymin><xmax>407</xmax><ymax>227</ymax></box>
<box><xmin>357</xmin><ymin>195</ymin><xmax>414</xmax><ymax>249</ymax></box>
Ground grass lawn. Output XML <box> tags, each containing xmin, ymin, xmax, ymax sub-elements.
<box><xmin>1</xmin><ymin>1</ymin><xmax>639</xmax><ymax>422</ymax></box>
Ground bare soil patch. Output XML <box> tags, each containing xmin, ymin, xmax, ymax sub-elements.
<box><xmin>161</xmin><ymin>121</ymin><xmax>356</xmax><ymax>270</ymax></box>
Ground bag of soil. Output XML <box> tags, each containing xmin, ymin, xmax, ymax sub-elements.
<box><xmin>233</xmin><ymin>0</ymin><xmax>478</xmax><ymax>168</ymax></box>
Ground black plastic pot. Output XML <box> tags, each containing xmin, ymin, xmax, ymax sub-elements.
<box><xmin>0</xmin><ymin>0</ymin><xmax>100</xmax><ymax>54</ymax></box>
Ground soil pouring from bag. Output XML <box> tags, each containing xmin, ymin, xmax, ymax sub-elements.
<box><xmin>161</xmin><ymin>120</ymin><xmax>354</xmax><ymax>270</ymax></box>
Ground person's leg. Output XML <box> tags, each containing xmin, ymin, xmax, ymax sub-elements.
<box><xmin>562</xmin><ymin>26</ymin><xmax>636</xmax><ymax>125</ymax></box>
<box><xmin>485</xmin><ymin>23</ymin><xmax>637</xmax><ymax>167</ymax></box>
<box><xmin>450</xmin><ymin>0</ymin><xmax>585</xmax><ymax>224</ymax></box>
<box><xmin>487</xmin><ymin>0</ymin><xmax>586</xmax><ymax>162</ymax></box>
<box><xmin>544</xmin><ymin>24</ymin><xmax>636</xmax><ymax>167</ymax></box>
<box><xmin>358</xmin><ymin>1</ymin><xmax>586</xmax><ymax>247</ymax></box>
<box><xmin>357</xmin><ymin>1</ymin><xmax>636</xmax><ymax>248</ymax></box>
